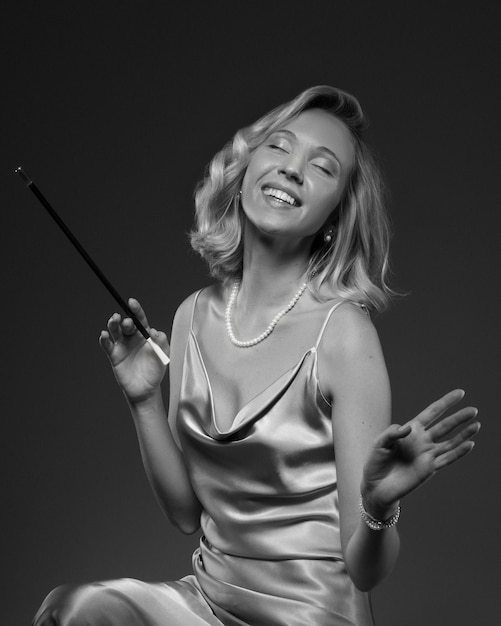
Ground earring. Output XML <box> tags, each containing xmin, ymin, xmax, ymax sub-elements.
<box><xmin>323</xmin><ymin>227</ymin><xmax>334</xmax><ymax>244</ymax></box>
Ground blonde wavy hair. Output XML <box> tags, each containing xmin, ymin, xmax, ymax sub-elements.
<box><xmin>190</xmin><ymin>85</ymin><xmax>395</xmax><ymax>312</ymax></box>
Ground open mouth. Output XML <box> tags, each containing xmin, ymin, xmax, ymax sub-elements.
<box><xmin>262</xmin><ymin>186</ymin><xmax>300</xmax><ymax>207</ymax></box>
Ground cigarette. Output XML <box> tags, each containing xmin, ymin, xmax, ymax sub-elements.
<box><xmin>15</xmin><ymin>166</ymin><xmax>170</xmax><ymax>366</ymax></box>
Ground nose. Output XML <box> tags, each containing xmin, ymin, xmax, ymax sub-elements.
<box><xmin>278</xmin><ymin>155</ymin><xmax>304</xmax><ymax>184</ymax></box>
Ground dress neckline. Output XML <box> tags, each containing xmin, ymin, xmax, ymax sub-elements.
<box><xmin>189</xmin><ymin>330</ymin><xmax>317</xmax><ymax>435</ymax></box>
<box><xmin>187</xmin><ymin>290</ymin><xmax>351</xmax><ymax>436</ymax></box>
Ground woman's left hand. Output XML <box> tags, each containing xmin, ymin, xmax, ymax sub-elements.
<box><xmin>361</xmin><ymin>389</ymin><xmax>480</xmax><ymax>518</ymax></box>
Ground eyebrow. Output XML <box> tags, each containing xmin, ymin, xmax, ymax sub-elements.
<box><xmin>271</xmin><ymin>129</ymin><xmax>342</xmax><ymax>170</ymax></box>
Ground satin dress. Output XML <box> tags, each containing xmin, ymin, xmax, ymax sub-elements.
<box><xmin>33</xmin><ymin>292</ymin><xmax>374</xmax><ymax>626</ymax></box>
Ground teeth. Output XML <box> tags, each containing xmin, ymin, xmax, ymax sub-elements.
<box><xmin>263</xmin><ymin>187</ymin><xmax>297</xmax><ymax>206</ymax></box>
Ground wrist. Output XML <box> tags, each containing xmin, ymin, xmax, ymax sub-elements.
<box><xmin>126</xmin><ymin>388</ymin><xmax>165</xmax><ymax>416</ymax></box>
<box><xmin>360</xmin><ymin>484</ymin><xmax>400</xmax><ymax>521</ymax></box>
<box><xmin>359</xmin><ymin>494</ymin><xmax>400</xmax><ymax>531</ymax></box>
<box><xmin>359</xmin><ymin>493</ymin><xmax>400</xmax><ymax>531</ymax></box>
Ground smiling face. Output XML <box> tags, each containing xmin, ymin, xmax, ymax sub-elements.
<box><xmin>240</xmin><ymin>108</ymin><xmax>356</xmax><ymax>242</ymax></box>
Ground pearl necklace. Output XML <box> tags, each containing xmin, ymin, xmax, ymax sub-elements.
<box><xmin>225</xmin><ymin>279</ymin><xmax>308</xmax><ymax>348</ymax></box>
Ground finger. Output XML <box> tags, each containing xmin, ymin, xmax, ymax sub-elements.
<box><xmin>434</xmin><ymin>439</ymin><xmax>476</xmax><ymax>470</ymax></box>
<box><xmin>434</xmin><ymin>421</ymin><xmax>481</xmax><ymax>457</ymax></box>
<box><xmin>128</xmin><ymin>298</ymin><xmax>151</xmax><ymax>331</ymax></box>
<box><xmin>150</xmin><ymin>328</ymin><xmax>170</xmax><ymax>351</ymax></box>
<box><xmin>417</xmin><ymin>389</ymin><xmax>466</xmax><ymax>428</ymax></box>
<box><xmin>99</xmin><ymin>330</ymin><xmax>114</xmax><ymax>356</ymax></box>
<box><xmin>429</xmin><ymin>406</ymin><xmax>478</xmax><ymax>441</ymax></box>
<box><xmin>107</xmin><ymin>313</ymin><xmax>123</xmax><ymax>342</ymax></box>
<box><xmin>374</xmin><ymin>423</ymin><xmax>412</xmax><ymax>450</ymax></box>
<box><xmin>121</xmin><ymin>317</ymin><xmax>138</xmax><ymax>337</ymax></box>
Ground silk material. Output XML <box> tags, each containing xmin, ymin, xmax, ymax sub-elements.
<box><xmin>33</xmin><ymin>294</ymin><xmax>374</xmax><ymax>626</ymax></box>
<box><xmin>179</xmin><ymin>293</ymin><xmax>374</xmax><ymax>626</ymax></box>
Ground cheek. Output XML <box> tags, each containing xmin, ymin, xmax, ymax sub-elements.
<box><xmin>241</xmin><ymin>168</ymin><xmax>252</xmax><ymax>195</ymax></box>
<box><xmin>241</xmin><ymin>158</ymin><xmax>258</xmax><ymax>193</ymax></box>
<box><xmin>241</xmin><ymin>160</ymin><xmax>268</xmax><ymax>205</ymax></box>
<box><xmin>240</xmin><ymin>179</ymin><xmax>253</xmax><ymax>211</ymax></box>
<box><xmin>326</xmin><ymin>174</ymin><xmax>350</xmax><ymax>209</ymax></box>
<box><xmin>239</xmin><ymin>174</ymin><xmax>260</xmax><ymax>220</ymax></box>
<box><xmin>242</xmin><ymin>148</ymin><xmax>279</xmax><ymax>188</ymax></box>
<box><xmin>313</xmin><ymin>186</ymin><xmax>344</xmax><ymax>224</ymax></box>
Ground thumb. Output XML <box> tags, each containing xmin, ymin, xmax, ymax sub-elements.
<box><xmin>149</xmin><ymin>328</ymin><xmax>170</xmax><ymax>354</ymax></box>
<box><xmin>376</xmin><ymin>423</ymin><xmax>412</xmax><ymax>450</ymax></box>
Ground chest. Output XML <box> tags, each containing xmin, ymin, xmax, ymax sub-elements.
<box><xmin>193</xmin><ymin>306</ymin><xmax>330</xmax><ymax>432</ymax></box>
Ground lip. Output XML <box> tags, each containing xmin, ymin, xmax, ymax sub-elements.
<box><xmin>261</xmin><ymin>182</ymin><xmax>302</xmax><ymax>207</ymax></box>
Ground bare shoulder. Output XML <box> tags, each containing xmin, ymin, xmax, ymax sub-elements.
<box><xmin>170</xmin><ymin>289</ymin><xmax>203</xmax><ymax>358</ymax></box>
<box><xmin>172</xmin><ymin>287</ymin><xmax>209</xmax><ymax>331</ymax></box>
<box><xmin>320</xmin><ymin>301</ymin><xmax>382</xmax><ymax>358</ymax></box>
<box><xmin>193</xmin><ymin>282</ymin><xmax>224</xmax><ymax>310</ymax></box>
<box><xmin>317</xmin><ymin>301</ymin><xmax>388</xmax><ymax>403</ymax></box>
<box><xmin>176</xmin><ymin>288</ymin><xmax>203</xmax><ymax>318</ymax></box>
<box><xmin>171</xmin><ymin>284</ymin><xmax>222</xmax><ymax>346</ymax></box>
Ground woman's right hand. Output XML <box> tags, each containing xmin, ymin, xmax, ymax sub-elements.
<box><xmin>98</xmin><ymin>298</ymin><xmax>170</xmax><ymax>404</ymax></box>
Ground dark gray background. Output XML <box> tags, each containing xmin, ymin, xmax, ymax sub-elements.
<box><xmin>2</xmin><ymin>2</ymin><xmax>499</xmax><ymax>624</ymax></box>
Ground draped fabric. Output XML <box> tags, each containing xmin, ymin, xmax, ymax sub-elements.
<box><xmin>33</xmin><ymin>294</ymin><xmax>374</xmax><ymax>626</ymax></box>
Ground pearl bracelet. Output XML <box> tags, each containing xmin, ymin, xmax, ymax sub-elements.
<box><xmin>359</xmin><ymin>495</ymin><xmax>400</xmax><ymax>531</ymax></box>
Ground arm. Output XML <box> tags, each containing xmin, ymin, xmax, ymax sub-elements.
<box><xmin>319</xmin><ymin>304</ymin><xmax>398</xmax><ymax>591</ymax></box>
<box><xmin>99</xmin><ymin>295</ymin><xmax>202</xmax><ymax>534</ymax></box>
<box><xmin>319</xmin><ymin>304</ymin><xmax>480</xmax><ymax>591</ymax></box>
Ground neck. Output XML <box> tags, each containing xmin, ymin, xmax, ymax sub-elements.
<box><xmin>236</xmin><ymin>225</ymin><xmax>312</xmax><ymax>314</ymax></box>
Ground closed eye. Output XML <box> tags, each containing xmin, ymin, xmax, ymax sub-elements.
<box><xmin>313</xmin><ymin>164</ymin><xmax>334</xmax><ymax>176</ymax></box>
<box><xmin>268</xmin><ymin>143</ymin><xmax>289</xmax><ymax>153</ymax></box>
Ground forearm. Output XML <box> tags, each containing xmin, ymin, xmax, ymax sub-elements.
<box><xmin>128</xmin><ymin>390</ymin><xmax>202</xmax><ymax>534</ymax></box>
<box><xmin>343</xmin><ymin>494</ymin><xmax>400</xmax><ymax>591</ymax></box>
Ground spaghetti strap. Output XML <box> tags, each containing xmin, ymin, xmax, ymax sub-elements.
<box><xmin>189</xmin><ymin>288</ymin><xmax>205</xmax><ymax>332</ymax></box>
<box><xmin>314</xmin><ymin>300</ymin><xmax>369</xmax><ymax>349</ymax></box>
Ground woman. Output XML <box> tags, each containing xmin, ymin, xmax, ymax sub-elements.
<box><xmin>33</xmin><ymin>86</ymin><xmax>480</xmax><ymax>626</ymax></box>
